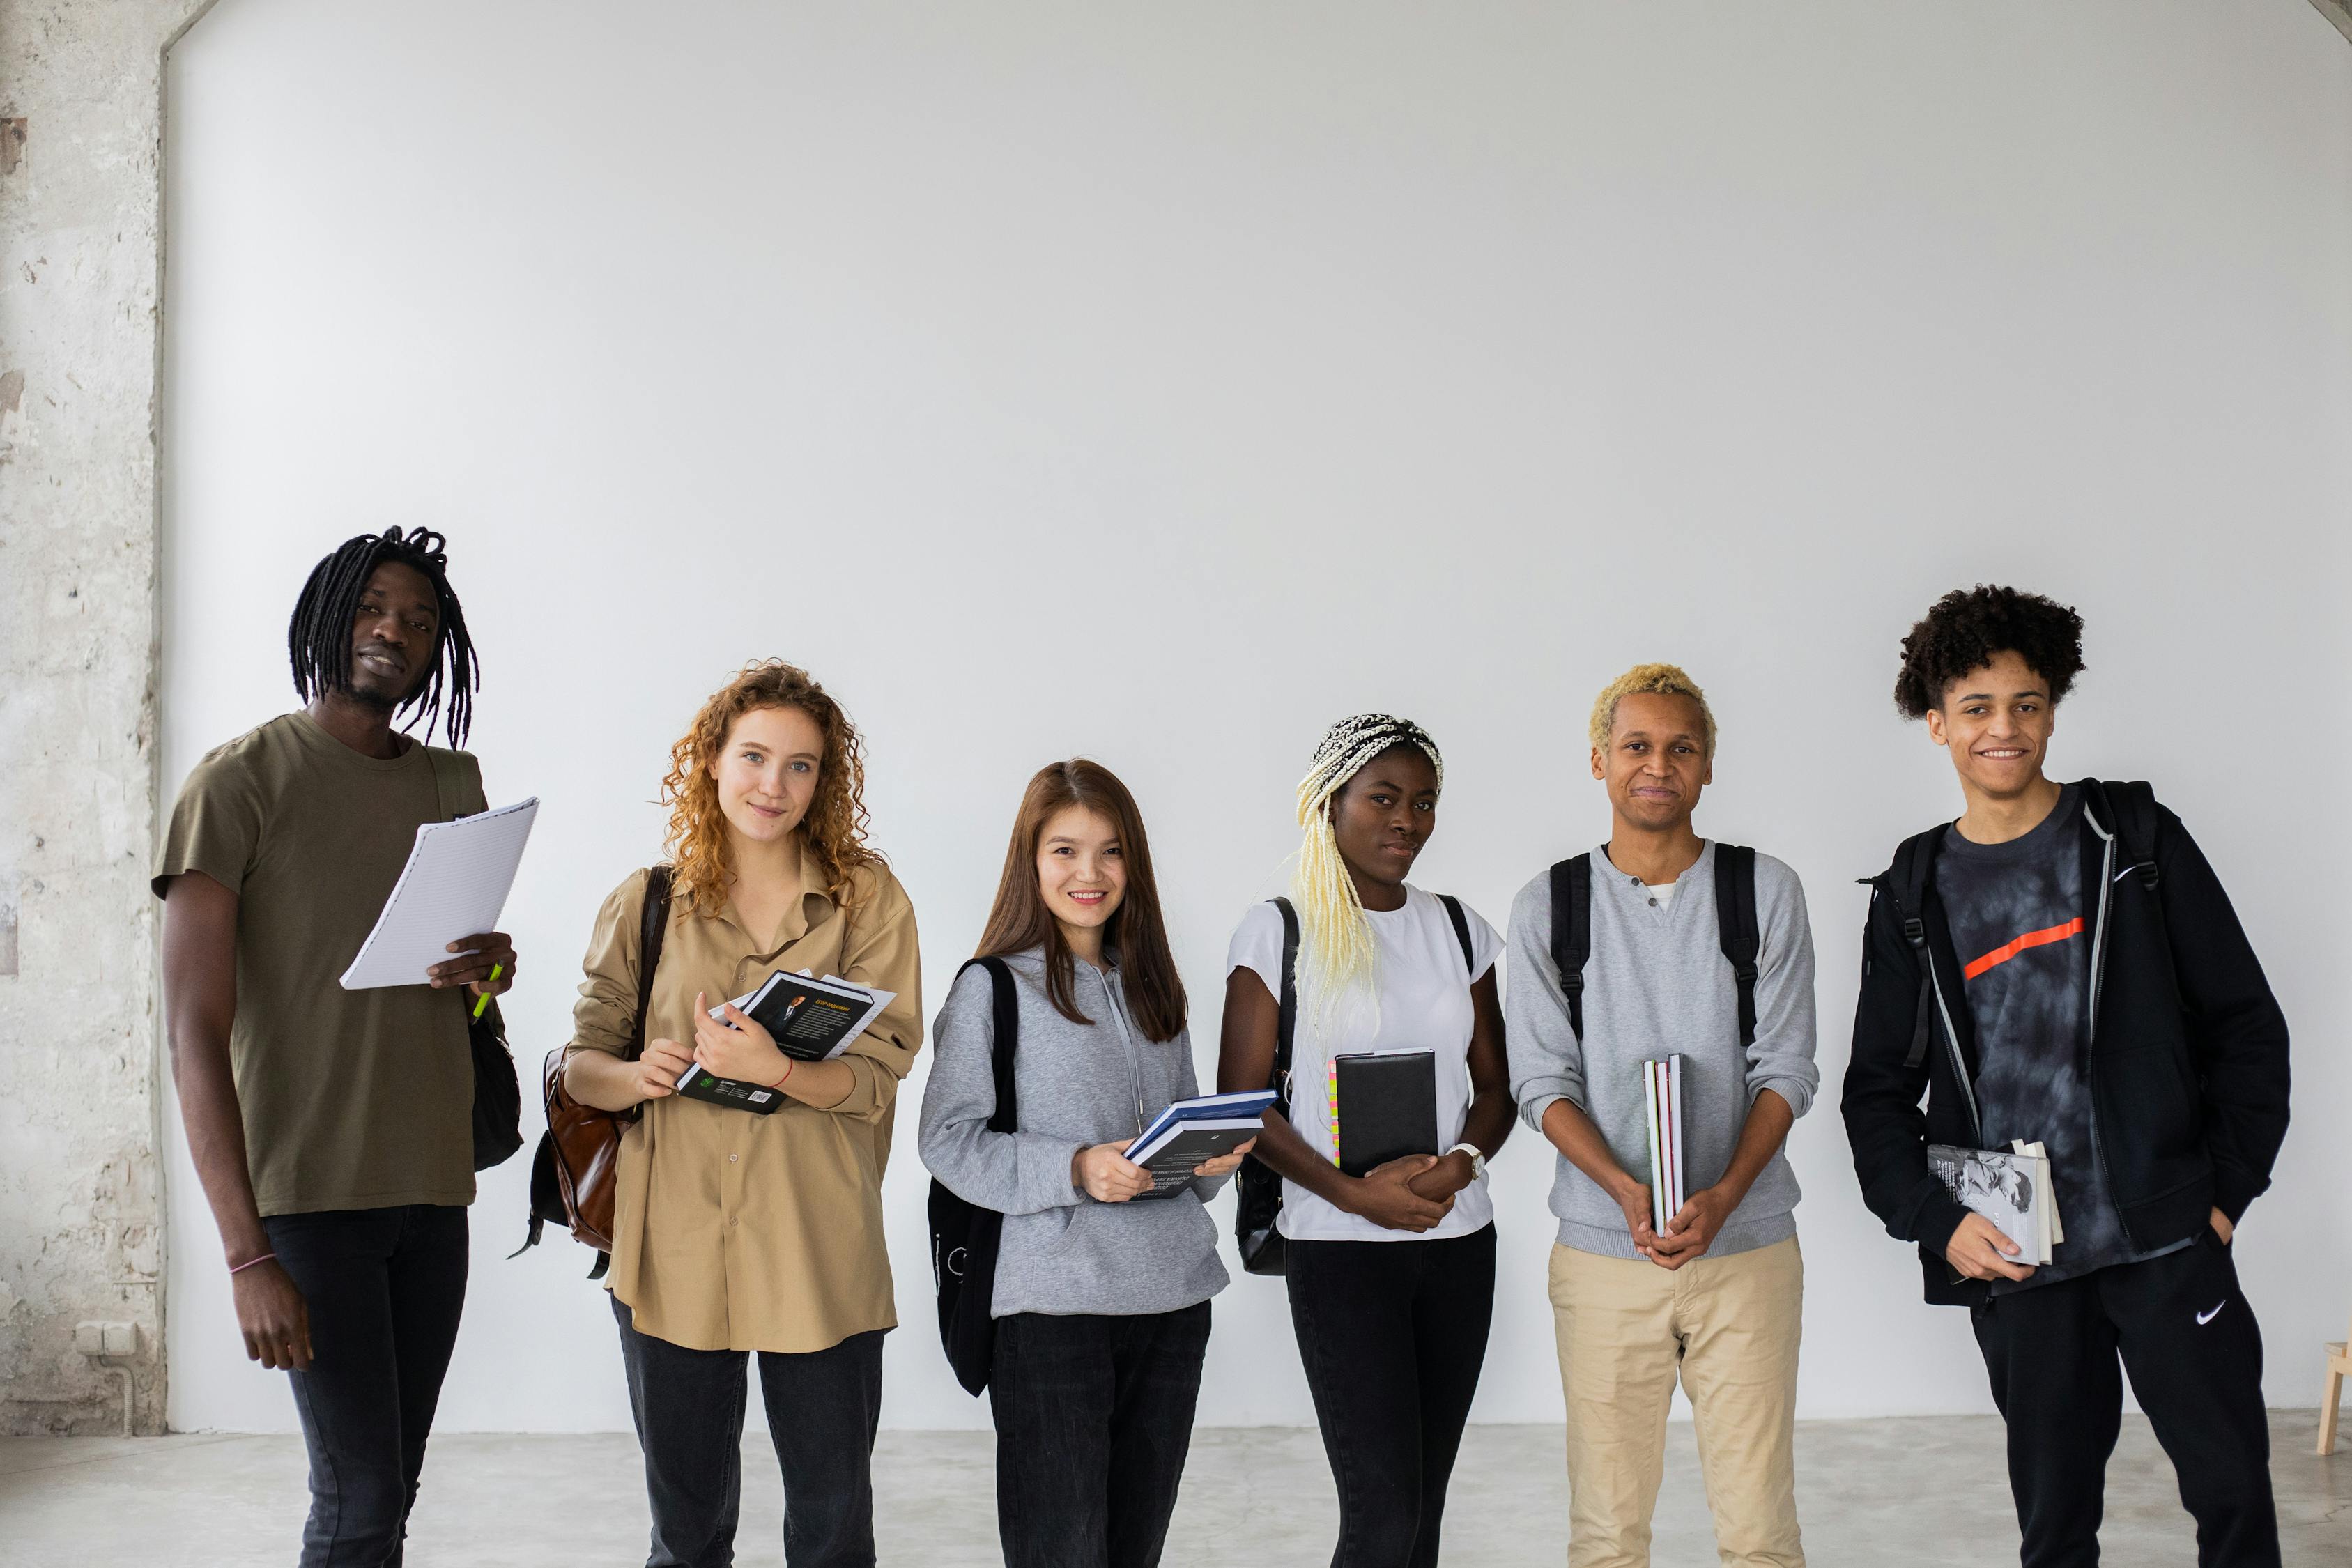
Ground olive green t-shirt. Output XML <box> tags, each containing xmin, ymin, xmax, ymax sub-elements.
<box><xmin>153</xmin><ymin>711</ymin><xmax>489</xmax><ymax>1216</ymax></box>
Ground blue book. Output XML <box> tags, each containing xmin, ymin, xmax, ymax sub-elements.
<box><xmin>1124</xmin><ymin>1090</ymin><xmax>1276</xmax><ymax>1199</ymax></box>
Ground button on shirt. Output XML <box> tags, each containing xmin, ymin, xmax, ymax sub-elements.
<box><xmin>568</xmin><ymin>842</ymin><xmax>923</xmax><ymax>1353</ymax></box>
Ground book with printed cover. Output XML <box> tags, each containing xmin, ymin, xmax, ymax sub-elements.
<box><xmin>671</xmin><ymin>969</ymin><xmax>898</xmax><ymax>1114</ymax></box>
<box><xmin>1926</xmin><ymin>1143</ymin><xmax>2057</xmax><ymax>1265</ymax></box>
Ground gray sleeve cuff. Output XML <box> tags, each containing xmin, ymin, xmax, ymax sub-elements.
<box><xmin>1750</xmin><ymin>1073</ymin><xmax>1816</xmax><ymax>1121</ymax></box>
<box><xmin>1520</xmin><ymin>1089</ymin><xmax>1569</xmax><ymax>1137</ymax></box>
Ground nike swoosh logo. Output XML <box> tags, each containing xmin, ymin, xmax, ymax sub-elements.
<box><xmin>2197</xmin><ymin>1300</ymin><xmax>2227</xmax><ymax>1325</ymax></box>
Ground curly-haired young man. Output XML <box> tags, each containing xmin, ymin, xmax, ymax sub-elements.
<box><xmin>1841</xmin><ymin>586</ymin><xmax>2289</xmax><ymax>1568</ymax></box>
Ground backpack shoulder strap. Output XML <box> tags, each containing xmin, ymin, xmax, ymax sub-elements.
<box><xmin>1548</xmin><ymin>856</ymin><xmax>1592</xmax><ymax>1041</ymax></box>
<box><xmin>1883</xmin><ymin>829</ymin><xmax>1942</xmax><ymax>1071</ymax></box>
<box><xmin>1436</xmin><ymin>893</ymin><xmax>1476</xmax><ymax>976</ymax></box>
<box><xmin>962</xmin><ymin>957</ymin><xmax>1019</xmax><ymax>1135</ymax></box>
<box><xmin>2081</xmin><ymin>778</ymin><xmax>2161</xmax><ymax>890</ymax></box>
<box><xmin>630</xmin><ymin>866</ymin><xmax>675</xmax><ymax>1064</ymax></box>
<box><xmin>1269</xmin><ymin>897</ymin><xmax>1300</xmax><ymax>1109</ymax></box>
<box><xmin>1712</xmin><ymin>845</ymin><xmax>1760</xmax><ymax>1049</ymax></box>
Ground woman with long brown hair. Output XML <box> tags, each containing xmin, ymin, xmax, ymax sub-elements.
<box><xmin>918</xmin><ymin>759</ymin><xmax>1250</xmax><ymax>1568</ymax></box>
<box><xmin>563</xmin><ymin>660</ymin><xmax>921</xmax><ymax>1568</ymax></box>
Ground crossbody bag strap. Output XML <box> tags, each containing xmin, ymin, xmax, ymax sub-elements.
<box><xmin>1549</xmin><ymin>855</ymin><xmax>1592</xmax><ymax>1041</ymax></box>
<box><xmin>422</xmin><ymin>746</ymin><xmax>466</xmax><ymax>822</ymax></box>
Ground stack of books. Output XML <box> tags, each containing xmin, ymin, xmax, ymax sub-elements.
<box><xmin>1643</xmin><ymin>1055</ymin><xmax>1685</xmax><ymax>1233</ymax></box>
<box><xmin>1123</xmin><ymin>1090</ymin><xmax>1276</xmax><ymax>1198</ymax></box>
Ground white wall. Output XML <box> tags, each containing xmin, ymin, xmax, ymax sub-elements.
<box><xmin>161</xmin><ymin>1</ymin><xmax>2352</xmax><ymax>1434</ymax></box>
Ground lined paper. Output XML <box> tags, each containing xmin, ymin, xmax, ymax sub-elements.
<box><xmin>339</xmin><ymin>797</ymin><xmax>539</xmax><ymax>990</ymax></box>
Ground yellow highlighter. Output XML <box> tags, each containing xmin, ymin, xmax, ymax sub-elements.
<box><xmin>472</xmin><ymin>964</ymin><xmax>503</xmax><ymax>1020</ymax></box>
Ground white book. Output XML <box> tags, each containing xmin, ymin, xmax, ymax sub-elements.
<box><xmin>1643</xmin><ymin>1061</ymin><xmax>1668</xmax><ymax>1233</ymax></box>
<box><xmin>2011</xmin><ymin>1139</ymin><xmax>2064</xmax><ymax>1249</ymax></box>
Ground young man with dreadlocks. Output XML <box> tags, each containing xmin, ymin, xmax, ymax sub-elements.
<box><xmin>1505</xmin><ymin>663</ymin><xmax>1819</xmax><ymax>1568</ymax></box>
<box><xmin>1217</xmin><ymin>714</ymin><xmax>1515</xmax><ymax>1568</ymax></box>
<box><xmin>1843</xmin><ymin>586</ymin><xmax>2289</xmax><ymax>1568</ymax></box>
<box><xmin>157</xmin><ymin>527</ymin><xmax>516</xmax><ymax>1565</ymax></box>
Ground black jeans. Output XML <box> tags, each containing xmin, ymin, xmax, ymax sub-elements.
<box><xmin>1286</xmin><ymin>1224</ymin><xmax>1497</xmax><ymax>1568</ymax></box>
<box><xmin>262</xmin><ymin>1204</ymin><xmax>470</xmax><ymax>1568</ymax></box>
<box><xmin>610</xmin><ymin>1294</ymin><xmax>885</xmax><ymax>1568</ymax></box>
<box><xmin>1971</xmin><ymin>1229</ymin><xmax>2278</xmax><ymax>1568</ymax></box>
<box><xmin>987</xmin><ymin>1302</ymin><xmax>1213</xmax><ymax>1568</ymax></box>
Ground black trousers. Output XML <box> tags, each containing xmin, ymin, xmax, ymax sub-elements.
<box><xmin>1971</xmin><ymin>1229</ymin><xmax>2279</xmax><ymax>1568</ymax></box>
<box><xmin>1286</xmin><ymin>1224</ymin><xmax>1497</xmax><ymax>1568</ymax></box>
<box><xmin>610</xmin><ymin>1294</ymin><xmax>885</xmax><ymax>1568</ymax></box>
<box><xmin>987</xmin><ymin>1302</ymin><xmax>1213</xmax><ymax>1568</ymax></box>
<box><xmin>262</xmin><ymin>1204</ymin><xmax>470</xmax><ymax>1568</ymax></box>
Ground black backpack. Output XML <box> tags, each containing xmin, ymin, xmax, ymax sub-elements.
<box><xmin>1234</xmin><ymin>893</ymin><xmax>1480</xmax><ymax>1277</ymax></box>
<box><xmin>1548</xmin><ymin>845</ymin><xmax>1762</xmax><ymax>1047</ymax></box>
<box><xmin>925</xmin><ymin>957</ymin><xmax>1018</xmax><ymax>1396</ymax></box>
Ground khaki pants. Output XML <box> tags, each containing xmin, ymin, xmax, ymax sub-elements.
<box><xmin>1548</xmin><ymin>1236</ymin><xmax>1804</xmax><ymax>1568</ymax></box>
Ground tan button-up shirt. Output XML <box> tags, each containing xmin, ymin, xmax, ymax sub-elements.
<box><xmin>569</xmin><ymin>842</ymin><xmax>922</xmax><ymax>1353</ymax></box>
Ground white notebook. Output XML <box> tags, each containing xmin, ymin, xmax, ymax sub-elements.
<box><xmin>339</xmin><ymin>798</ymin><xmax>539</xmax><ymax>990</ymax></box>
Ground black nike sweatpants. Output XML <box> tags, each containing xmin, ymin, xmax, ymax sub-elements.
<box><xmin>1969</xmin><ymin>1227</ymin><xmax>2278</xmax><ymax>1568</ymax></box>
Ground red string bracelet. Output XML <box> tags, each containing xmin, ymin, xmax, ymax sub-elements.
<box><xmin>767</xmin><ymin>1057</ymin><xmax>795</xmax><ymax>1090</ymax></box>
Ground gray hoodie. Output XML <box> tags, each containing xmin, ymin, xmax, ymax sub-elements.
<box><xmin>918</xmin><ymin>948</ymin><xmax>1230</xmax><ymax>1318</ymax></box>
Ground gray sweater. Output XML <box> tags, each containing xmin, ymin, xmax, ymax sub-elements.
<box><xmin>1506</xmin><ymin>843</ymin><xmax>1820</xmax><ymax>1259</ymax></box>
<box><xmin>918</xmin><ymin>948</ymin><xmax>1229</xmax><ymax>1319</ymax></box>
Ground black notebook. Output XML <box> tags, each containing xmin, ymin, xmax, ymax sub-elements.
<box><xmin>1332</xmin><ymin>1048</ymin><xmax>1439</xmax><ymax>1178</ymax></box>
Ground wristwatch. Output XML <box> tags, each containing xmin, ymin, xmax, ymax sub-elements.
<box><xmin>1447</xmin><ymin>1142</ymin><xmax>1488</xmax><ymax>1181</ymax></box>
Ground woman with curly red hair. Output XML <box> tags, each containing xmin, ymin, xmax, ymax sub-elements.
<box><xmin>563</xmin><ymin>660</ymin><xmax>921</xmax><ymax>1568</ymax></box>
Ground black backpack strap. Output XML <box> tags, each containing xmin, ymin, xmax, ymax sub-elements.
<box><xmin>1270</xmin><ymin>898</ymin><xmax>1300</xmax><ymax>1110</ymax></box>
<box><xmin>2081</xmin><ymin>778</ymin><xmax>2160</xmax><ymax>891</ymax></box>
<box><xmin>967</xmin><ymin>958</ymin><xmax>1019</xmax><ymax>1134</ymax></box>
<box><xmin>1886</xmin><ymin>831</ymin><xmax>1939</xmax><ymax>1072</ymax></box>
<box><xmin>1712</xmin><ymin>845</ymin><xmax>1760</xmax><ymax>1050</ymax></box>
<box><xmin>1548</xmin><ymin>856</ymin><xmax>1592</xmax><ymax>1040</ymax></box>
<box><xmin>1436</xmin><ymin>893</ymin><xmax>1477</xmax><ymax>976</ymax></box>
<box><xmin>629</xmin><ymin>866</ymin><xmax>675</xmax><ymax>1065</ymax></box>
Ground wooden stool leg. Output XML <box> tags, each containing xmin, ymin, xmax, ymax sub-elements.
<box><xmin>2320</xmin><ymin>1360</ymin><xmax>2344</xmax><ymax>1456</ymax></box>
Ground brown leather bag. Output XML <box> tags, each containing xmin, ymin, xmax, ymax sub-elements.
<box><xmin>518</xmin><ymin>866</ymin><xmax>672</xmax><ymax>1277</ymax></box>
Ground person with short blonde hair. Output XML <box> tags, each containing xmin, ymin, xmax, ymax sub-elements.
<box><xmin>1588</xmin><ymin>662</ymin><xmax>1717</xmax><ymax>758</ymax></box>
<box><xmin>1508</xmin><ymin>663</ymin><xmax>1817</xmax><ymax>1568</ymax></box>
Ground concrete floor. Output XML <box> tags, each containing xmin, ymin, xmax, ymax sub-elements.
<box><xmin>0</xmin><ymin>1412</ymin><xmax>2342</xmax><ymax>1567</ymax></box>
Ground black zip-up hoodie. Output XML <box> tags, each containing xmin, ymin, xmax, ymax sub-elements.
<box><xmin>1840</xmin><ymin>779</ymin><xmax>2289</xmax><ymax>1307</ymax></box>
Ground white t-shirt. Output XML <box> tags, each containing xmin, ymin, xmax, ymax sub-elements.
<box><xmin>1224</xmin><ymin>885</ymin><xmax>1502</xmax><ymax>1243</ymax></box>
<box><xmin>1646</xmin><ymin>879</ymin><xmax>1679</xmax><ymax>908</ymax></box>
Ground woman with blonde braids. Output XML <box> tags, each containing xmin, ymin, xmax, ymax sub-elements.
<box><xmin>563</xmin><ymin>660</ymin><xmax>921</xmax><ymax>1568</ymax></box>
<box><xmin>1216</xmin><ymin>714</ymin><xmax>1514</xmax><ymax>1568</ymax></box>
